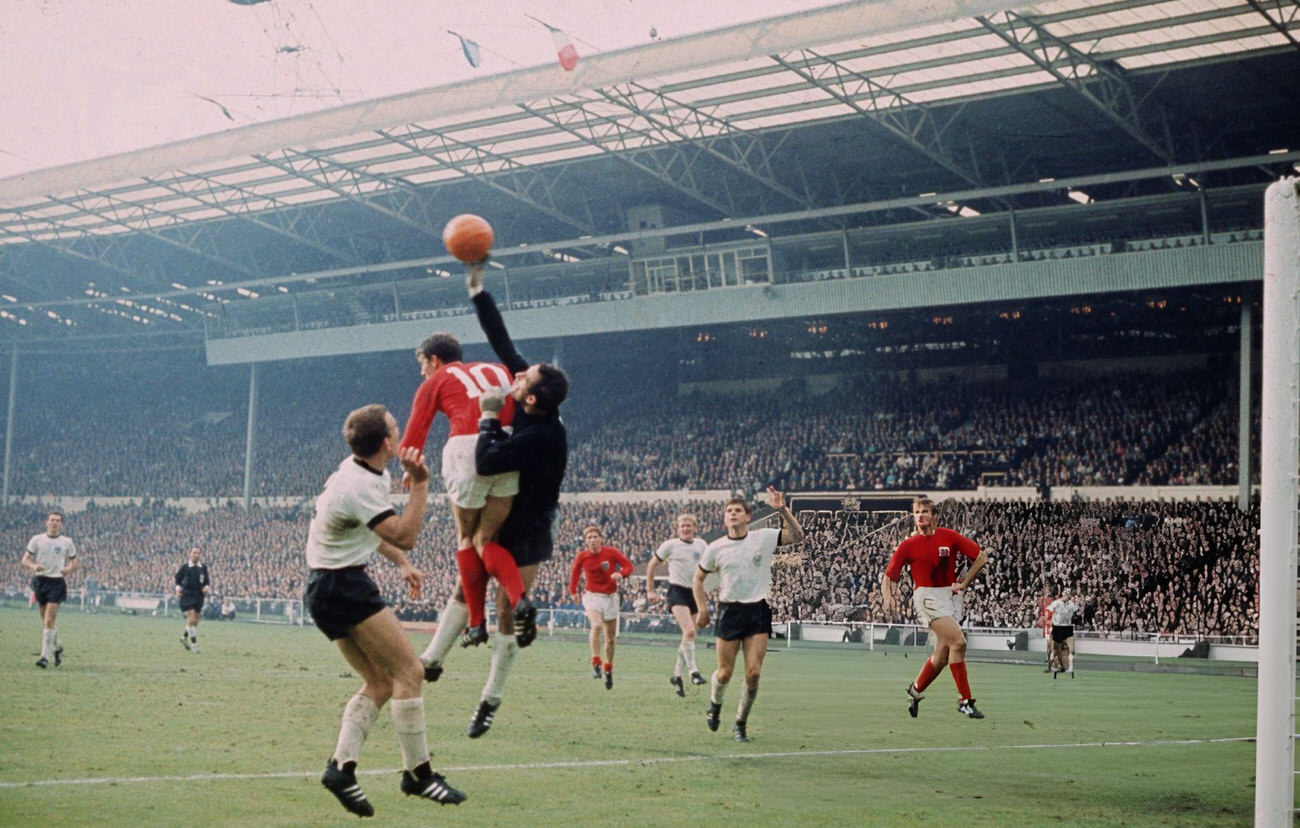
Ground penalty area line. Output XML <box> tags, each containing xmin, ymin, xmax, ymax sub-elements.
<box><xmin>0</xmin><ymin>737</ymin><xmax>1252</xmax><ymax>790</ymax></box>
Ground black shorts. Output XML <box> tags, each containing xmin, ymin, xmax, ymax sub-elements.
<box><xmin>666</xmin><ymin>583</ymin><xmax>698</xmax><ymax>614</ymax></box>
<box><xmin>179</xmin><ymin>593</ymin><xmax>205</xmax><ymax>613</ymax></box>
<box><xmin>1051</xmin><ymin>625</ymin><xmax>1074</xmax><ymax>643</ymax></box>
<box><xmin>305</xmin><ymin>567</ymin><xmax>387</xmax><ymax>641</ymax></box>
<box><xmin>715</xmin><ymin>599</ymin><xmax>772</xmax><ymax>642</ymax></box>
<box><xmin>498</xmin><ymin>527</ymin><xmax>553</xmax><ymax>568</ymax></box>
<box><xmin>32</xmin><ymin>576</ymin><xmax>67</xmax><ymax>605</ymax></box>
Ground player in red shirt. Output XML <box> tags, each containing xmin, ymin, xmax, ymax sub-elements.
<box><xmin>881</xmin><ymin>497</ymin><xmax>989</xmax><ymax>720</ymax></box>
<box><xmin>568</xmin><ymin>526</ymin><xmax>634</xmax><ymax>689</ymax></box>
<box><xmin>400</xmin><ymin>333</ymin><xmax>532</xmax><ymax>648</ymax></box>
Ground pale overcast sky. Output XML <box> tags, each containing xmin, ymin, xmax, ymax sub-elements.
<box><xmin>0</xmin><ymin>0</ymin><xmax>844</xmax><ymax>179</ymax></box>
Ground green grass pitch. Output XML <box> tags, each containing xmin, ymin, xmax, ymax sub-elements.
<box><xmin>0</xmin><ymin>608</ymin><xmax>1269</xmax><ymax>826</ymax></box>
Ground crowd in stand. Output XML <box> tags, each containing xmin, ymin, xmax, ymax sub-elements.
<box><xmin>3</xmin><ymin>343</ymin><xmax>1256</xmax><ymax>500</ymax></box>
<box><xmin>1</xmin><ymin>495</ymin><xmax>1259</xmax><ymax>639</ymax></box>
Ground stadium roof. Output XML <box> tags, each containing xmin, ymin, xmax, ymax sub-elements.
<box><xmin>0</xmin><ymin>0</ymin><xmax>1297</xmax><ymax>344</ymax></box>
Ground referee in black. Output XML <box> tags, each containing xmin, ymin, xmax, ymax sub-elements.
<box><xmin>174</xmin><ymin>546</ymin><xmax>210</xmax><ymax>654</ymax></box>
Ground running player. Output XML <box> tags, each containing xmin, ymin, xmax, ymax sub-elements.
<box><xmin>569</xmin><ymin>526</ymin><xmax>634</xmax><ymax>689</ymax></box>
<box><xmin>693</xmin><ymin>487</ymin><xmax>804</xmax><ymax>742</ymax></box>
<box><xmin>174</xmin><ymin>545</ymin><xmax>210</xmax><ymax>654</ymax></box>
<box><xmin>1047</xmin><ymin>589</ymin><xmax>1081</xmax><ymax>678</ymax></box>
<box><xmin>646</xmin><ymin>513</ymin><xmax>709</xmax><ymax>695</ymax></box>
<box><xmin>21</xmin><ymin>510</ymin><xmax>77</xmax><ymax>669</ymax></box>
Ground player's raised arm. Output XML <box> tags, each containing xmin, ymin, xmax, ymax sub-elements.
<box><xmin>469</xmin><ymin>274</ymin><xmax>528</xmax><ymax>375</ymax></box>
<box><xmin>765</xmin><ymin>486</ymin><xmax>805</xmax><ymax>545</ymax></box>
<box><xmin>372</xmin><ymin>447</ymin><xmax>430</xmax><ymax>551</ymax></box>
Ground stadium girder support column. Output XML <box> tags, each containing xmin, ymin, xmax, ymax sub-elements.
<box><xmin>2</xmin><ymin>347</ymin><xmax>15</xmax><ymax>505</ymax></box>
<box><xmin>1237</xmin><ymin>302</ymin><xmax>1252</xmax><ymax>513</ymax></box>
<box><xmin>1255</xmin><ymin>177</ymin><xmax>1300</xmax><ymax>827</ymax></box>
<box><xmin>243</xmin><ymin>363</ymin><xmax>259</xmax><ymax>510</ymax></box>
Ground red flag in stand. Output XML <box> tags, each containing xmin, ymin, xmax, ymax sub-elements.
<box><xmin>529</xmin><ymin>16</ymin><xmax>579</xmax><ymax>71</ymax></box>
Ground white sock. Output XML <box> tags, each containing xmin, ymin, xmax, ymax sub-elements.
<box><xmin>684</xmin><ymin>641</ymin><xmax>699</xmax><ymax>674</ymax></box>
<box><xmin>333</xmin><ymin>693</ymin><xmax>380</xmax><ymax>766</ymax></box>
<box><xmin>421</xmin><ymin>598</ymin><xmax>468</xmax><ymax>667</ymax></box>
<box><xmin>389</xmin><ymin>697</ymin><xmax>430</xmax><ymax>772</ymax></box>
<box><xmin>41</xmin><ymin>629</ymin><xmax>54</xmax><ymax>659</ymax></box>
<box><xmin>186</xmin><ymin>625</ymin><xmax>196</xmax><ymax>641</ymax></box>
<box><xmin>673</xmin><ymin>644</ymin><xmax>685</xmax><ymax>678</ymax></box>
<box><xmin>710</xmin><ymin>671</ymin><xmax>728</xmax><ymax>706</ymax></box>
<box><xmin>736</xmin><ymin>681</ymin><xmax>759</xmax><ymax>722</ymax></box>
<box><xmin>482</xmin><ymin>633</ymin><xmax>519</xmax><ymax>704</ymax></box>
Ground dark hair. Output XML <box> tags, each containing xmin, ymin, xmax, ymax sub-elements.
<box><xmin>528</xmin><ymin>363</ymin><xmax>569</xmax><ymax>412</ymax></box>
<box><xmin>47</xmin><ymin>509</ymin><xmax>64</xmax><ymax>520</ymax></box>
<box><xmin>343</xmin><ymin>404</ymin><xmax>392</xmax><ymax>456</ymax></box>
<box><xmin>724</xmin><ymin>497</ymin><xmax>753</xmax><ymax>515</ymax></box>
<box><xmin>416</xmin><ymin>333</ymin><xmax>462</xmax><ymax>365</ymax></box>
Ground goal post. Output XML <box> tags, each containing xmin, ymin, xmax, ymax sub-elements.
<box><xmin>1256</xmin><ymin>177</ymin><xmax>1300</xmax><ymax>826</ymax></box>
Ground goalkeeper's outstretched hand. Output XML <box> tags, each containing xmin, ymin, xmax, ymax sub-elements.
<box><xmin>466</xmin><ymin>258</ymin><xmax>486</xmax><ymax>297</ymax></box>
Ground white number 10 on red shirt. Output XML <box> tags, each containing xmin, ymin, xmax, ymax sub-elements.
<box><xmin>444</xmin><ymin>364</ymin><xmax>512</xmax><ymax>398</ymax></box>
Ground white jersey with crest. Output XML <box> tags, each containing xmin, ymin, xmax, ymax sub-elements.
<box><xmin>653</xmin><ymin>536</ymin><xmax>708</xmax><ymax>587</ymax></box>
<box><xmin>26</xmin><ymin>533</ymin><xmax>77</xmax><ymax>578</ymax></box>
<box><xmin>305</xmin><ymin>457</ymin><xmax>397</xmax><ymax>570</ymax></box>
<box><xmin>1047</xmin><ymin>598</ymin><xmax>1080</xmax><ymax>627</ymax></box>
<box><xmin>698</xmin><ymin>527</ymin><xmax>781</xmax><ymax>604</ymax></box>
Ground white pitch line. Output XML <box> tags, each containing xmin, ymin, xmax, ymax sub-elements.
<box><xmin>0</xmin><ymin>737</ymin><xmax>1252</xmax><ymax>790</ymax></box>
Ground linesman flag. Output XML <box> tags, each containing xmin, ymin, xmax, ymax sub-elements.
<box><xmin>448</xmin><ymin>30</ymin><xmax>482</xmax><ymax>68</ymax></box>
<box><xmin>528</xmin><ymin>16</ymin><xmax>579</xmax><ymax>71</ymax></box>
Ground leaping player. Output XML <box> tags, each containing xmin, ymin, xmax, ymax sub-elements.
<box><xmin>401</xmin><ymin>333</ymin><xmax>536</xmax><ymax>654</ymax></box>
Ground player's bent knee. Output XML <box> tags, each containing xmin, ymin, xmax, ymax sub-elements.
<box><xmin>392</xmin><ymin>661</ymin><xmax>424</xmax><ymax>695</ymax></box>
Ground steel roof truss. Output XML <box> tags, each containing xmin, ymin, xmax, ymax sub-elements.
<box><xmin>773</xmin><ymin>49</ymin><xmax>992</xmax><ymax>193</ymax></box>
<box><xmin>255</xmin><ymin>149</ymin><xmax>442</xmax><ymax>242</ymax></box>
<box><xmin>142</xmin><ymin>172</ymin><xmax>361</xmax><ymax>266</ymax></box>
<box><xmin>379</xmin><ymin>125</ymin><xmax>600</xmax><ymax>235</ymax></box>
<box><xmin>978</xmin><ymin>10</ymin><xmax>1177</xmax><ymax>165</ymax></box>
<box><xmin>41</xmin><ymin>192</ymin><xmax>262</xmax><ymax>279</ymax></box>
<box><xmin>1245</xmin><ymin>0</ymin><xmax>1300</xmax><ymax>51</ymax></box>
<box><xmin>519</xmin><ymin>97</ymin><xmax>741</xmax><ymax>217</ymax></box>
<box><xmin>597</xmin><ymin>82</ymin><xmax>816</xmax><ymax>213</ymax></box>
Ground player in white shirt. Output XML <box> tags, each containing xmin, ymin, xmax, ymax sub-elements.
<box><xmin>646</xmin><ymin>513</ymin><xmax>710</xmax><ymax>696</ymax></box>
<box><xmin>21</xmin><ymin>510</ymin><xmax>77</xmax><ymax>669</ymax></box>
<box><xmin>1046</xmin><ymin>590</ymin><xmax>1082</xmax><ymax>678</ymax></box>
<box><xmin>305</xmin><ymin>404</ymin><xmax>465</xmax><ymax>817</ymax></box>
<box><xmin>693</xmin><ymin>487</ymin><xmax>804</xmax><ymax>742</ymax></box>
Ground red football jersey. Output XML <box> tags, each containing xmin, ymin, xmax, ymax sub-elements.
<box><xmin>401</xmin><ymin>360</ymin><xmax>516</xmax><ymax>449</ymax></box>
<box><xmin>569</xmin><ymin>546</ymin><xmax>634</xmax><ymax>595</ymax></box>
<box><xmin>885</xmin><ymin>527</ymin><xmax>980</xmax><ymax>588</ymax></box>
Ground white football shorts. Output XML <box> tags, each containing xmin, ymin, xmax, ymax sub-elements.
<box><xmin>912</xmin><ymin>586</ymin><xmax>960</xmax><ymax>626</ymax></box>
<box><xmin>582</xmin><ymin>590</ymin><xmax>620</xmax><ymax>622</ymax></box>
<box><xmin>441</xmin><ymin>434</ymin><xmax>519</xmax><ymax>509</ymax></box>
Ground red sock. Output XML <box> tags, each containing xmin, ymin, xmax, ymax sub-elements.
<box><xmin>481</xmin><ymin>542</ymin><xmax>525</xmax><ymax>606</ymax></box>
<box><xmin>949</xmin><ymin>662</ymin><xmax>972</xmax><ymax>699</ymax></box>
<box><xmin>591</xmin><ymin>655</ymin><xmax>602</xmax><ymax>667</ymax></box>
<box><xmin>913</xmin><ymin>656</ymin><xmax>941</xmax><ymax>693</ymax></box>
<box><xmin>603</xmin><ymin>662</ymin><xmax>612</xmax><ymax>673</ymax></box>
<box><xmin>455</xmin><ymin>547</ymin><xmax>489</xmax><ymax>627</ymax></box>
